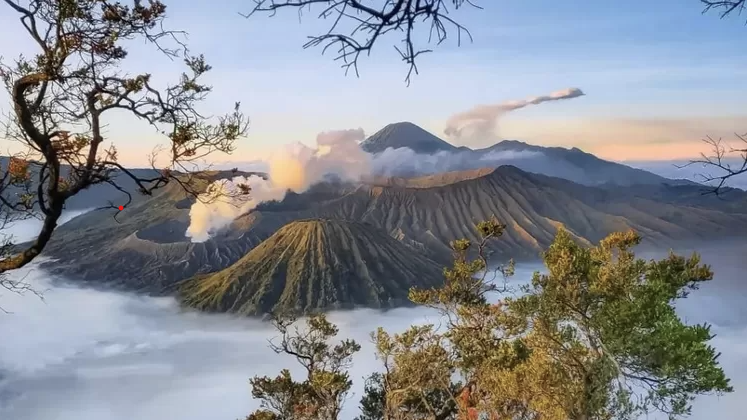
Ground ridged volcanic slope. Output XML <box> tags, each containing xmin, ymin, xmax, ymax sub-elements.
<box><xmin>233</xmin><ymin>166</ymin><xmax>747</xmax><ymax>262</ymax></box>
<box><xmin>178</xmin><ymin>219</ymin><xmax>445</xmax><ymax>316</ymax></box>
<box><xmin>42</xmin><ymin>166</ymin><xmax>747</xmax><ymax>292</ymax></box>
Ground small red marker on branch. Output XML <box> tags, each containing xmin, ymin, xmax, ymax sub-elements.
<box><xmin>118</xmin><ymin>205</ymin><xmax>124</xmax><ymax>211</ymax></box>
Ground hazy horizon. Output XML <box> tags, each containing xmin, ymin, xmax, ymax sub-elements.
<box><xmin>3</xmin><ymin>1</ymin><xmax>747</xmax><ymax>165</ymax></box>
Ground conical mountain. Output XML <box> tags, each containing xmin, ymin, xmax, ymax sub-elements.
<box><xmin>358</xmin><ymin>124</ymin><xmax>684</xmax><ymax>186</ymax></box>
<box><xmin>360</xmin><ymin>121</ymin><xmax>458</xmax><ymax>154</ymax></box>
<box><xmin>178</xmin><ymin>219</ymin><xmax>445</xmax><ymax>317</ymax></box>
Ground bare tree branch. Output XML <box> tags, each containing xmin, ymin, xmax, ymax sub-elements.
<box><xmin>689</xmin><ymin>1</ymin><xmax>747</xmax><ymax>195</ymax></box>
<box><xmin>243</xmin><ymin>0</ymin><xmax>480</xmax><ymax>85</ymax></box>
<box><xmin>679</xmin><ymin>135</ymin><xmax>747</xmax><ymax>196</ymax></box>
<box><xmin>702</xmin><ymin>0</ymin><xmax>747</xmax><ymax>19</ymax></box>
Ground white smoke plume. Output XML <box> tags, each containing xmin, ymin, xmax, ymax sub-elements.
<box><xmin>444</xmin><ymin>88</ymin><xmax>585</xmax><ymax>145</ymax></box>
<box><xmin>185</xmin><ymin>128</ymin><xmax>370</xmax><ymax>242</ymax></box>
<box><xmin>268</xmin><ymin>128</ymin><xmax>370</xmax><ymax>192</ymax></box>
<box><xmin>185</xmin><ymin>175</ymin><xmax>284</xmax><ymax>242</ymax></box>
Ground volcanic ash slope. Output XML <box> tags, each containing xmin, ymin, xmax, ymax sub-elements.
<box><xmin>41</xmin><ymin>166</ymin><xmax>747</xmax><ymax>292</ymax></box>
<box><xmin>178</xmin><ymin>219</ymin><xmax>445</xmax><ymax>317</ymax></box>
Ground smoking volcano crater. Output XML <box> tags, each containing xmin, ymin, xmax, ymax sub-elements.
<box><xmin>135</xmin><ymin>220</ymin><xmax>191</xmax><ymax>244</ymax></box>
<box><xmin>30</xmin><ymin>122</ymin><xmax>747</xmax><ymax>316</ymax></box>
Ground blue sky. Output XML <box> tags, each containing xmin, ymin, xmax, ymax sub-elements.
<box><xmin>1</xmin><ymin>0</ymin><xmax>747</xmax><ymax>165</ymax></box>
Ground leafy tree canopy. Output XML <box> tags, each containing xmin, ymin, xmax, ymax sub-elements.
<box><xmin>256</xmin><ymin>220</ymin><xmax>732</xmax><ymax>420</ymax></box>
<box><xmin>0</xmin><ymin>0</ymin><xmax>248</xmax><ymax>294</ymax></box>
<box><xmin>247</xmin><ymin>314</ymin><xmax>361</xmax><ymax>420</ymax></box>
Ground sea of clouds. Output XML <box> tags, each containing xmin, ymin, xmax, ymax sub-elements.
<box><xmin>1</xmin><ymin>215</ymin><xmax>746</xmax><ymax>420</ymax></box>
<box><xmin>2</xmin><ymin>82</ymin><xmax>746</xmax><ymax>418</ymax></box>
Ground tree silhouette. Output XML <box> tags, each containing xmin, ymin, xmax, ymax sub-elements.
<box><xmin>0</xmin><ymin>0</ymin><xmax>248</xmax><ymax>295</ymax></box>
<box><xmin>683</xmin><ymin>0</ymin><xmax>747</xmax><ymax>194</ymax></box>
<box><xmin>244</xmin><ymin>0</ymin><xmax>480</xmax><ymax>85</ymax></box>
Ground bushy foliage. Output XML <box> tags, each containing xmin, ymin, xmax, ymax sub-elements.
<box><xmin>254</xmin><ymin>219</ymin><xmax>732</xmax><ymax>420</ymax></box>
<box><xmin>0</xmin><ymin>0</ymin><xmax>248</xmax><ymax>281</ymax></box>
<box><xmin>247</xmin><ymin>314</ymin><xmax>361</xmax><ymax>420</ymax></box>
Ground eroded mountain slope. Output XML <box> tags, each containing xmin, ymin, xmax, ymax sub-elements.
<box><xmin>41</xmin><ymin>166</ymin><xmax>747</xmax><ymax>292</ymax></box>
<box><xmin>178</xmin><ymin>219</ymin><xmax>444</xmax><ymax>316</ymax></box>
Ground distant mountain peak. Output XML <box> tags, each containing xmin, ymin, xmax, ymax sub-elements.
<box><xmin>361</xmin><ymin>121</ymin><xmax>457</xmax><ymax>154</ymax></box>
<box><xmin>496</xmin><ymin>139</ymin><xmax>529</xmax><ymax>147</ymax></box>
<box><xmin>359</xmin><ymin>124</ymin><xmax>692</xmax><ymax>187</ymax></box>
<box><xmin>381</xmin><ymin>121</ymin><xmax>419</xmax><ymax>130</ymax></box>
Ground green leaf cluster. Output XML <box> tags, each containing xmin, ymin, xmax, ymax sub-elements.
<box><xmin>251</xmin><ymin>222</ymin><xmax>732</xmax><ymax>420</ymax></box>
<box><xmin>247</xmin><ymin>314</ymin><xmax>361</xmax><ymax>420</ymax></box>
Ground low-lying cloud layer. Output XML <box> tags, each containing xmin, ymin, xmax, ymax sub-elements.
<box><xmin>2</xmin><ymin>217</ymin><xmax>746</xmax><ymax>420</ymax></box>
<box><xmin>0</xmin><ymin>245</ymin><xmax>745</xmax><ymax>420</ymax></box>
<box><xmin>1</xmin><ymin>209</ymin><xmax>93</xmax><ymax>244</ymax></box>
<box><xmin>0</xmin><ymin>254</ymin><xmax>496</xmax><ymax>420</ymax></box>
<box><xmin>444</xmin><ymin>87</ymin><xmax>585</xmax><ymax>145</ymax></box>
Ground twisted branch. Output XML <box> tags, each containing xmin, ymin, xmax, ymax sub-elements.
<box><xmin>244</xmin><ymin>0</ymin><xmax>479</xmax><ymax>85</ymax></box>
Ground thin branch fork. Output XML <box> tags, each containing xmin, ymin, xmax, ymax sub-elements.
<box><xmin>701</xmin><ymin>0</ymin><xmax>747</xmax><ymax>18</ymax></box>
<box><xmin>680</xmin><ymin>134</ymin><xmax>747</xmax><ymax>196</ymax></box>
<box><xmin>244</xmin><ymin>0</ymin><xmax>479</xmax><ymax>85</ymax></box>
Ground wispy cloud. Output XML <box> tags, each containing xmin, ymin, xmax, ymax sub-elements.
<box><xmin>443</xmin><ymin>88</ymin><xmax>586</xmax><ymax>147</ymax></box>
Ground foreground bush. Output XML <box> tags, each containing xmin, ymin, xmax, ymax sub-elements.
<box><xmin>248</xmin><ymin>220</ymin><xmax>732</xmax><ymax>420</ymax></box>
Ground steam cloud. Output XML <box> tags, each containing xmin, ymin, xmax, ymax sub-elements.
<box><xmin>187</xmin><ymin>90</ymin><xmax>580</xmax><ymax>241</ymax></box>
<box><xmin>186</xmin><ymin>128</ymin><xmax>370</xmax><ymax>242</ymax></box>
<box><xmin>185</xmin><ymin>175</ymin><xmax>285</xmax><ymax>242</ymax></box>
<box><xmin>444</xmin><ymin>87</ymin><xmax>585</xmax><ymax>144</ymax></box>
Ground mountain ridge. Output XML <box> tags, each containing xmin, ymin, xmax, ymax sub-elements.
<box><xmin>177</xmin><ymin>218</ymin><xmax>445</xmax><ymax>316</ymax></box>
<box><xmin>360</xmin><ymin>122</ymin><xmax>691</xmax><ymax>187</ymax></box>
<box><xmin>2</xmin><ymin>121</ymin><xmax>699</xmax><ymax>214</ymax></box>
<box><xmin>39</xmin><ymin>164</ymin><xmax>747</xmax><ymax>296</ymax></box>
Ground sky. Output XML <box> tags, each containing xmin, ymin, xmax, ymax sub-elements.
<box><xmin>1</xmin><ymin>0</ymin><xmax>747</xmax><ymax>165</ymax></box>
